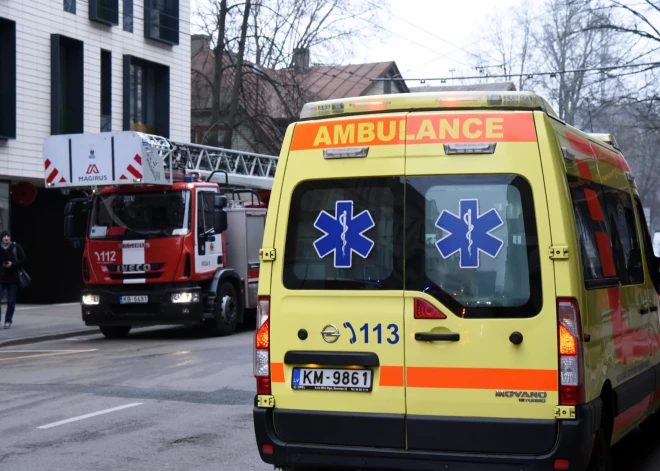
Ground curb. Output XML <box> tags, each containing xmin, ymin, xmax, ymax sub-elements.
<box><xmin>0</xmin><ymin>328</ymin><xmax>101</xmax><ymax>348</ymax></box>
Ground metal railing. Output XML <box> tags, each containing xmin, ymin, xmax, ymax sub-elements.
<box><xmin>138</xmin><ymin>133</ymin><xmax>278</xmax><ymax>190</ymax></box>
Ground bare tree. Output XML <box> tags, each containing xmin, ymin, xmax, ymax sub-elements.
<box><xmin>534</xmin><ymin>0</ymin><xmax>606</xmax><ymax>124</ymax></box>
<box><xmin>472</xmin><ymin>1</ymin><xmax>536</xmax><ymax>90</ymax></box>
<box><xmin>594</xmin><ymin>1</ymin><xmax>660</xmax><ymax>50</ymax></box>
<box><xmin>192</xmin><ymin>0</ymin><xmax>388</xmax><ymax>151</ymax></box>
<box><xmin>224</xmin><ymin>0</ymin><xmax>252</xmax><ymax>149</ymax></box>
<box><xmin>211</xmin><ymin>0</ymin><xmax>229</xmax><ymax>145</ymax></box>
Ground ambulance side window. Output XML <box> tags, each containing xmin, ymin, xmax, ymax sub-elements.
<box><xmin>602</xmin><ymin>187</ymin><xmax>644</xmax><ymax>286</ymax></box>
<box><xmin>567</xmin><ymin>177</ymin><xmax>611</xmax><ymax>285</ymax></box>
<box><xmin>633</xmin><ymin>197</ymin><xmax>660</xmax><ymax>293</ymax></box>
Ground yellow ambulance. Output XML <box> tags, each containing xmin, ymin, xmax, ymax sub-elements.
<box><xmin>252</xmin><ymin>91</ymin><xmax>660</xmax><ymax>471</ymax></box>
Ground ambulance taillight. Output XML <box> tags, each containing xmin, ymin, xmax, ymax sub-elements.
<box><xmin>557</xmin><ymin>298</ymin><xmax>585</xmax><ymax>405</ymax></box>
<box><xmin>254</xmin><ymin>296</ymin><xmax>271</xmax><ymax>395</ymax></box>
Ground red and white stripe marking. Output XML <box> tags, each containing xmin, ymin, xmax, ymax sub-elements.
<box><xmin>119</xmin><ymin>154</ymin><xmax>144</xmax><ymax>181</ymax></box>
<box><xmin>44</xmin><ymin>159</ymin><xmax>67</xmax><ymax>184</ymax></box>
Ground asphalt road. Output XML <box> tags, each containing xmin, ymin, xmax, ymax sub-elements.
<box><xmin>0</xmin><ymin>326</ymin><xmax>658</xmax><ymax>471</ymax></box>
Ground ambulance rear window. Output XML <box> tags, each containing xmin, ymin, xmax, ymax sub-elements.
<box><xmin>283</xmin><ymin>177</ymin><xmax>404</xmax><ymax>290</ymax></box>
<box><xmin>405</xmin><ymin>175</ymin><xmax>542</xmax><ymax>318</ymax></box>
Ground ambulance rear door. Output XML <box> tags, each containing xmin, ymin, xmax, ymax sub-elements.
<box><xmin>268</xmin><ymin>114</ymin><xmax>407</xmax><ymax>449</ymax></box>
<box><xmin>402</xmin><ymin>111</ymin><xmax>560</xmax><ymax>454</ymax></box>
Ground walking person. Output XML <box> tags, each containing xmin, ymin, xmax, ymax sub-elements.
<box><xmin>0</xmin><ymin>231</ymin><xmax>26</xmax><ymax>329</ymax></box>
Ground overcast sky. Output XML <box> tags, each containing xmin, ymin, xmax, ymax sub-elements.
<box><xmin>351</xmin><ymin>0</ymin><xmax>534</xmax><ymax>88</ymax></box>
<box><xmin>190</xmin><ymin>0</ymin><xmax>545</xmax><ymax>88</ymax></box>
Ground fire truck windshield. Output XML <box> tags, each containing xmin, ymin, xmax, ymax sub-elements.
<box><xmin>89</xmin><ymin>190</ymin><xmax>191</xmax><ymax>239</ymax></box>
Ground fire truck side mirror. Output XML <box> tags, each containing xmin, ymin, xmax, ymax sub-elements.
<box><xmin>63</xmin><ymin>198</ymin><xmax>90</xmax><ymax>242</ymax></box>
<box><xmin>213</xmin><ymin>195</ymin><xmax>228</xmax><ymax>234</ymax></box>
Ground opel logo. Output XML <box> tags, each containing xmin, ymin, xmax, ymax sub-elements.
<box><xmin>321</xmin><ymin>324</ymin><xmax>340</xmax><ymax>343</ymax></box>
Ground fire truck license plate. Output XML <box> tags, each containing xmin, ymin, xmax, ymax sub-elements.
<box><xmin>120</xmin><ymin>296</ymin><xmax>148</xmax><ymax>304</ymax></box>
<box><xmin>291</xmin><ymin>367</ymin><xmax>373</xmax><ymax>392</ymax></box>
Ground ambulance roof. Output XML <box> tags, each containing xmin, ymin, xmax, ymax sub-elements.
<box><xmin>299</xmin><ymin>91</ymin><xmax>559</xmax><ymax>120</ymax></box>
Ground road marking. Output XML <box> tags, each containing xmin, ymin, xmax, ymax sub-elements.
<box><xmin>16</xmin><ymin>303</ymin><xmax>80</xmax><ymax>311</ymax></box>
<box><xmin>0</xmin><ymin>350</ymin><xmax>97</xmax><ymax>361</ymax></box>
<box><xmin>37</xmin><ymin>403</ymin><xmax>143</xmax><ymax>430</ymax></box>
<box><xmin>0</xmin><ymin>349</ymin><xmax>98</xmax><ymax>353</ymax></box>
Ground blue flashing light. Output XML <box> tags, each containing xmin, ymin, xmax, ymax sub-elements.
<box><xmin>183</xmin><ymin>175</ymin><xmax>193</xmax><ymax>182</ymax></box>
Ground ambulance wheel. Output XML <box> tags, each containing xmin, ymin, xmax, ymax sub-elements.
<box><xmin>99</xmin><ymin>325</ymin><xmax>132</xmax><ymax>339</ymax></box>
<box><xmin>210</xmin><ymin>282</ymin><xmax>239</xmax><ymax>336</ymax></box>
<box><xmin>587</xmin><ymin>425</ymin><xmax>612</xmax><ymax>471</ymax></box>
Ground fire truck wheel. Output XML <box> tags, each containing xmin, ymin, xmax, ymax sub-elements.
<box><xmin>99</xmin><ymin>325</ymin><xmax>132</xmax><ymax>339</ymax></box>
<box><xmin>211</xmin><ymin>282</ymin><xmax>239</xmax><ymax>336</ymax></box>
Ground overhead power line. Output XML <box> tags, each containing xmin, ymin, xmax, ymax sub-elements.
<box><xmin>371</xmin><ymin>61</ymin><xmax>660</xmax><ymax>82</ymax></box>
<box><xmin>362</xmin><ymin>0</ymin><xmax>495</xmax><ymax>69</ymax></box>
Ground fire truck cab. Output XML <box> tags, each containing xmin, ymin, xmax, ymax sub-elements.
<box><xmin>43</xmin><ymin>131</ymin><xmax>276</xmax><ymax>338</ymax></box>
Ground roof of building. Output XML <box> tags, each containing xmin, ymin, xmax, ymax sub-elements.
<box><xmin>301</xmin><ymin>62</ymin><xmax>409</xmax><ymax>99</ymax></box>
<box><xmin>409</xmin><ymin>82</ymin><xmax>517</xmax><ymax>93</ymax></box>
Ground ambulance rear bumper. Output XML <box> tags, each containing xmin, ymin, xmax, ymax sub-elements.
<box><xmin>253</xmin><ymin>398</ymin><xmax>601</xmax><ymax>471</ymax></box>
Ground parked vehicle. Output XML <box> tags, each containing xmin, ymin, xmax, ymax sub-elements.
<box><xmin>44</xmin><ymin>131</ymin><xmax>276</xmax><ymax>338</ymax></box>
<box><xmin>253</xmin><ymin>91</ymin><xmax>660</xmax><ymax>470</ymax></box>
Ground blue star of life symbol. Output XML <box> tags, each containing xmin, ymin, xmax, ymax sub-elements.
<box><xmin>313</xmin><ymin>200</ymin><xmax>375</xmax><ymax>268</ymax></box>
<box><xmin>435</xmin><ymin>199</ymin><xmax>504</xmax><ymax>269</ymax></box>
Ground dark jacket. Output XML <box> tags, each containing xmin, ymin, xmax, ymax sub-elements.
<box><xmin>0</xmin><ymin>243</ymin><xmax>26</xmax><ymax>284</ymax></box>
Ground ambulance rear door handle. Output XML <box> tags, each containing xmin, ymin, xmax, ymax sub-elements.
<box><xmin>414</xmin><ymin>333</ymin><xmax>460</xmax><ymax>342</ymax></box>
<box><xmin>639</xmin><ymin>307</ymin><xmax>649</xmax><ymax>315</ymax></box>
<box><xmin>651</xmin><ymin>306</ymin><xmax>658</xmax><ymax>312</ymax></box>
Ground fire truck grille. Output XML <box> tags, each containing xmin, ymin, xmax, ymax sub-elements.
<box><xmin>109</xmin><ymin>273</ymin><xmax>162</xmax><ymax>281</ymax></box>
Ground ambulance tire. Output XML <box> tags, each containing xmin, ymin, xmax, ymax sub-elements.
<box><xmin>210</xmin><ymin>282</ymin><xmax>240</xmax><ymax>336</ymax></box>
<box><xmin>587</xmin><ymin>422</ymin><xmax>612</xmax><ymax>471</ymax></box>
<box><xmin>99</xmin><ymin>325</ymin><xmax>132</xmax><ymax>339</ymax></box>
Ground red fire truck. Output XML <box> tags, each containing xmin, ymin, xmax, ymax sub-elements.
<box><xmin>43</xmin><ymin>131</ymin><xmax>277</xmax><ymax>338</ymax></box>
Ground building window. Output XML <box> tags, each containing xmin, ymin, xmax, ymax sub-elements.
<box><xmin>145</xmin><ymin>0</ymin><xmax>179</xmax><ymax>45</ymax></box>
<box><xmin>0</xmin><ymin>182</ymin><xmax>9</xmax><ymax>234</ymax></box>
<box><xmin>51</xmin><ymin>35</ymin><xmax>84</xmax><ymax>135</ymax></box>
<box><xmin>123</xmin><ymin>56</ymin><xmax>170</xmax><ymax>137</ymax></box>
<box><xmin>101</xmin><ymin>50</ymin><xmax>112</xmax><ymax>132</ymax></box>
<box><xmin>64</xmin><ymin>0</ymin><xmax>76</xmax><ymax>14</ymax></box>
<box><xmin>89</xmin><ymin>0</ymin><xmax>119</xmax><ymax>26</ymax></box>
<box><xmin>0</xmin><ymin>18</ymin><xmax>16</xmax><ymax>140</ymax></box>
<box><xmin>123</xmin><ymin>0</ymin><xmax>133</xmax><ymax>32</ymax></box>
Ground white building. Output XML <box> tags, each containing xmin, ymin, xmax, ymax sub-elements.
<box><xmin>0</xmin><ymin>0</ymin><xmax>190</xmax><ymax>302</ymax></box>
<box><xmin>0</xmin><ymin>0</ymin><xmax>190</xmax><ymax>185</ymax></box>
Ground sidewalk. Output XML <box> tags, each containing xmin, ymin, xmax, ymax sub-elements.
<box><xmin>0</xmin><ymin>303</ymin><xmax>99</xmax><ymax>348</ymax></box>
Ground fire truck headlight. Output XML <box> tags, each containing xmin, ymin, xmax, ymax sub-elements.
<box><xmin>82</xmin><ymin>294</ymin><xmax>100</xmax><ymax>305</ymax></box>
<box><xmin>172</xmin><ymin>292</ymin><xmax>199</xmax><ymax>303</ymax></box>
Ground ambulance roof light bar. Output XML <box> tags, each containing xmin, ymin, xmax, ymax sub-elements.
<box><xmin>299</xmin><ymin>91</ymin><xmax>560</xmax><ymax>120</ymax></box>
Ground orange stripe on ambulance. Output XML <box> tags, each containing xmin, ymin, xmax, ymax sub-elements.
<box><xmin>291</xmin><ymin>113</ymin><xmax>537</xmax><ymax>151</ymax></box>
